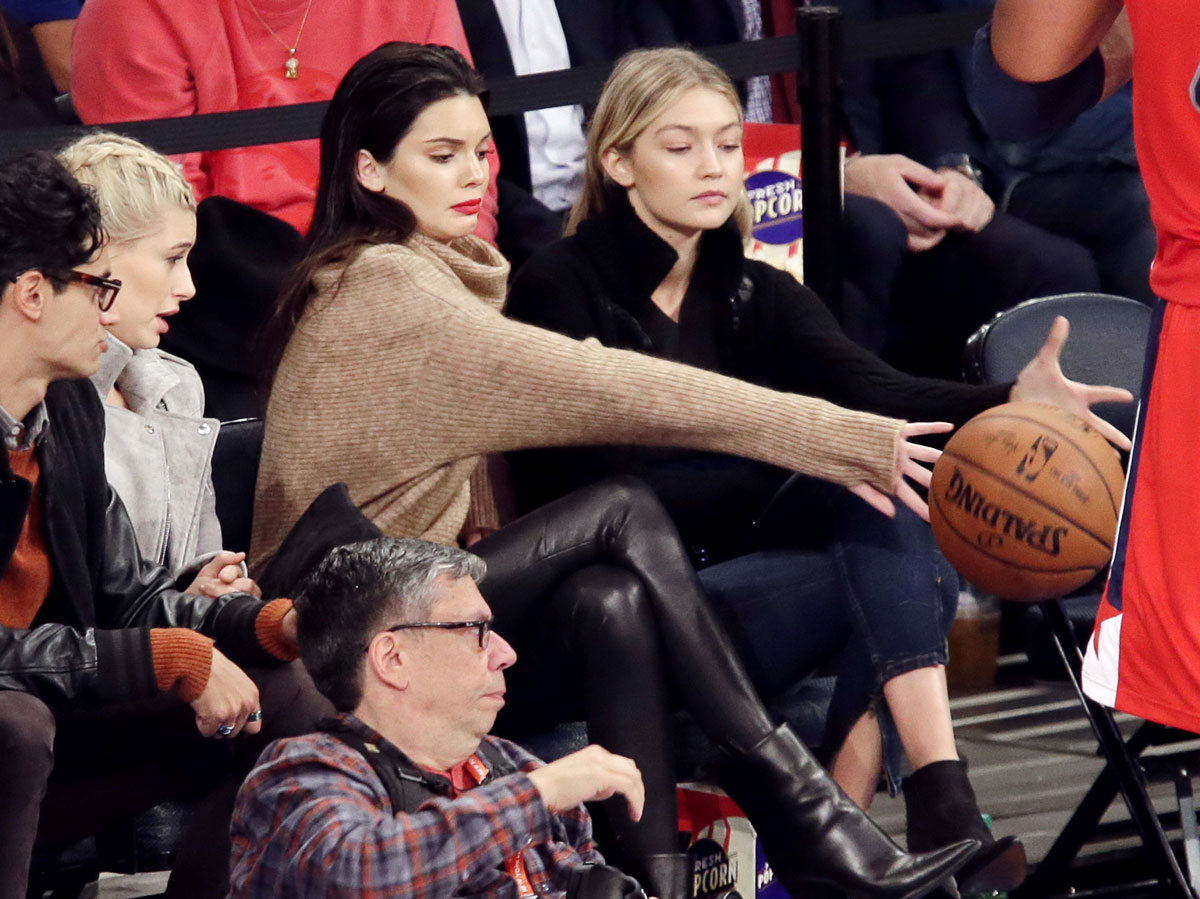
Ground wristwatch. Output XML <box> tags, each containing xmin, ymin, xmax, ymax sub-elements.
<box><xmin>932</xmin><ymin>152</ymin><xmax>984</xmax><ymax>189</ymax></box>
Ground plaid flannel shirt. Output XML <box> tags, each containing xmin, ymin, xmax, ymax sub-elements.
<box><xmin>228</xmin><ymin>714</ymin><xmax>602</xmax><ymax>898</ymax></box>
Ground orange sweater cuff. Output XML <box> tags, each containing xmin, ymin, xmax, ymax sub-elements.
<box><xmin>150</xmin><ymin>629</ymin><xmax>214</xmax><ymax>702</ymax></box>
<box><xmin>255</xmin><ymin>598</ymin><xmax>299</xmax><ymax>661</ymax></box>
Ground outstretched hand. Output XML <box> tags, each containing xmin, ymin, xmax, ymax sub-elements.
<box><xmin>1010</xmin><ymin>315</ymin><xmax>1134</xmax><ymax>451</ymax></box>
<box><xmin>849</xmin><ymin>421</ymin><xmax>954</xmax><ymax>522</ymax></box>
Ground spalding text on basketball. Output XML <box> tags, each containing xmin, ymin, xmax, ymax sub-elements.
<box><xmin>944</xmin><ymin>468</ymin><xmax>1069</xmax><ymax>556</ymax></box>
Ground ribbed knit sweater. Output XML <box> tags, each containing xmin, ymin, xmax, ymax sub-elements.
<box><xmin>251</xmin><ymin>235</ymin><xmax>906</xmax><ymax>559</ymax></box>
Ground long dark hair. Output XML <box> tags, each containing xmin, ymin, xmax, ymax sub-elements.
<box><xmin>264</xmin><ymin>41</ymin><xmax>486</xmax><ymax>373</ymax></box>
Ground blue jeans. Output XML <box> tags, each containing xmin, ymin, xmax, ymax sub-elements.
<box><xmin>697</xmin><ymin>477</ymin><xmax>959</xmax><ymax>790</ymax></box>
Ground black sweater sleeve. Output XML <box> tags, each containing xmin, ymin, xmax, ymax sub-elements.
<box><xmin>751</xmin><ymin>263</ymin><xmax>1010</xmax><ymax>425</ymax></box>
<box><xmin>505</xmin><ymin>253</ymin><xmax>602</xmax><ymax>341</ymax></box>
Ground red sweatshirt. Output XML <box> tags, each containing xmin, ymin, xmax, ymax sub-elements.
<box><xmin>72</xmin><ymin>0</ymin><xmax>500</xmax><ymax>239</ymax></box>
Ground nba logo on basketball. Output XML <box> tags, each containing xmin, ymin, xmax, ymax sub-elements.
<box><xmin>1017</xmin><ymin>433</ymin><xmax>1059</xmax><ymax>482</ymax></box>
<box><xmin>930</xmin><ymin>402</ymin><xmax>1124</xmax><ymax>601</ymax></box>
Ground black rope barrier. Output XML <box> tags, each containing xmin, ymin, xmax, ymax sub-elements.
<box><xmin>0</xmin><ymin>6</ymin><xmax>990</xmax><ymax>160</ymax></box>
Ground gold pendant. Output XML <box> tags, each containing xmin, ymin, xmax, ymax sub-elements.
<box><xmin>285</xmin><ymin>54</ymin><xmax>299</xmax><ymax>79</ymax></box>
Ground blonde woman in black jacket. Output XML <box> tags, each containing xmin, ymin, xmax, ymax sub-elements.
<box><xmin>506</xmin><ymin>47</ymin><xmax>1133</xmax><ymax>896</ymax></box>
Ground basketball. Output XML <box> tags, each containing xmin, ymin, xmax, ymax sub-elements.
<box><xmin>929</xmin><ymin>402</ymin><xmax>1125</xmax><ymax>601</ymax></box>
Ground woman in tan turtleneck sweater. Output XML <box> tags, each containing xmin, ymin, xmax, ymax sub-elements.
<box><xmin>252</xmin><ymin>42</ymin><xmax>978</xmax><ymax>899</ymax></box>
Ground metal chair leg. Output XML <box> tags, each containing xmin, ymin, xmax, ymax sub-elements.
<box><xmin>1031</xmin><ymin>600</ymin><xmax>1194</xmax><ymax>897</ymax></box>
<box><xmin>1175</xmin><ymin>768</ymin><xmax>1200</xmax><ymax>892</ymax></box>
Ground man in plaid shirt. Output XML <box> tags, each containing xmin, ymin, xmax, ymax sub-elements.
<box><xmin>229</xmin><ymin>537</ymin><xmax>646</xmax><ymax>898</ymax></box>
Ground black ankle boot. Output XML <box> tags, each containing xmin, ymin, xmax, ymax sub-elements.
<box><xmin>635</xmin><ymin>853</ymin><xmax>692</xmax><ymax>899</ymax></box>
<box><xmin>718</xmin><ymin>724</ymin><xmax>980</xmax><ymax>899</ymax></box>
<box><xmin>903</xmin><ymin>759</ymin><xmax>1027</xmax><ymax>894</ymax></box>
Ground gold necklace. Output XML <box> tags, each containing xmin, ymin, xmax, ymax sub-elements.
<box><xmin>241</xmin><ymin>0</ymin><xmax>315</xmax><ymax>79</ymax></box>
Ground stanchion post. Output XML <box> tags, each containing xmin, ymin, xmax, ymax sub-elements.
<box><xmin>797</xmin><ymin>3</ymin><xmax>843</xmax><ymax>306</ymax></box>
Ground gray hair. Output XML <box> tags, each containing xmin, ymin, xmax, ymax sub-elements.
<box><xmin>294</xmin><ymin>537</ymin><xmax>487</xmax><ymax>711</ymax></box>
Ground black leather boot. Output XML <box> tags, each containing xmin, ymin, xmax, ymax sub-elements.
<box><xmin>635</xmin><ymin>853</ymin><xmax>692</xmax><ymax>899</ymax></box>
<box><xmin>718</xmin><ymin>725</ymin><xmax>979</xmax><ymax>899</ymax></box>
<box><xmin>903</xmin><ymin>759</ymin><xmax>1027</xmax><ymax>895</ymax></box>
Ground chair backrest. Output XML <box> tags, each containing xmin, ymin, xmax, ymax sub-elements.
<box><xmin>963</xmin><ymin>293</ymin><xmax>1153</xmax><ymax>439</ymax></box>
<box><xmin>210</xmin><ymin>417</ymin><xmax>265</xmax><ymax>556</ymax></box>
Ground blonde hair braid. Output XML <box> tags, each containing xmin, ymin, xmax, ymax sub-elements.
<box><xmin>59</xmin><ymin>132</ymin><xmax>196</xmax><ymax>244</ymax></box>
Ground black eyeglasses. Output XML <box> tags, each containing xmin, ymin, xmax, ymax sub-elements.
<box><xmin>380</xmin><ymin>618</ymin><xmax>493</xmax><ymax>649</ymax></box>
<box><xmin>6</xmin><ymin>269</ymin><xmax>122</xmax><ymax>312</ymax></box>
<box><xmin>61</xmin><ymin>270</ymin><xmax>122</xmax><ymax>311</ymax></box>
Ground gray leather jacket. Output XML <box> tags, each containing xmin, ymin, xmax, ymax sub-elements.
<box><xmin>90</xmin><ymin>337</ymin><xmax>223</xmax><ymax>576</ymax></box>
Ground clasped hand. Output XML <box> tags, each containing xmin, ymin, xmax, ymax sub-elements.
<box><xmin>186</xmin><ymin>550</ymin><xmax>262</xmax><ymax>598</ymax></box>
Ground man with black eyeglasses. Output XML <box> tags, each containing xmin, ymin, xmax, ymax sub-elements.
<box><xmin>229</xmin><ymin>536</ymin><xmax>648</xmax><ymax>899</ymax></box>
<box><xmin>0</xmin><ymin>151</ymin><xmax>330</xmax><ymax>899</ymax></box>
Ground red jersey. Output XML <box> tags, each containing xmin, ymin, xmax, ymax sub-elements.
<box><xmin>1126</xmin><ymin>0</ymin><xmax>1200</xmax><ymax>304</ymax></box>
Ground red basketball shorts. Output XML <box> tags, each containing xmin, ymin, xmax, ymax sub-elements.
<box><xmin>1083</xmin><ymin>300</ymin><xmax>1200</xmax><ymax>732</ymax></box>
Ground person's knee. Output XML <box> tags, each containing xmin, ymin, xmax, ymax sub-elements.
<box><xmin>601</xmin><ymin>475</ymin><xmax>659</xmax><ymax>511</ymax></box>
<box><xmin>0</xmin><ymin>693</ymin><xmax>55</xmax><ymax>783</ymax></box>
<box><xmin>600</xmin><ymin>475</ymin><xmax>675</xmax><ymax>532</ymax></box>
<box><xmin>976</xmin><ymin>214</ymin><xmax>1102</xmax><ymax>296</ymax></box>
<box><xmin>557</xmin><ymin>565</ymin><xmax>653</xmax><ymax>642</ymax></box>
<box><xmin>843</xmin><ymin>194</ymin><xmax>907</xmax><ymax>270</ymax></box>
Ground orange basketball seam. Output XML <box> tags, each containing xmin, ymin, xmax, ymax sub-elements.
<box><xmin>957</xmin><ymin>410</ymin><xmax>1122</xmax><ymax>514</ymax></box>
<box><xmin>939</xmin><ymin>452</ymin><xmax>1116</xmax><ymax>551</ymax></box>
<box><xmin>929</xmin><ymin>492</ymin><xmax>1105</xmax><ymax>576</ymax></box>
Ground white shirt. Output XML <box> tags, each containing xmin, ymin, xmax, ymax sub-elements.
<box><xmin>493</xmin><ymin>0</ymin><xmax>587</xmax><ymax>211</ymax></box>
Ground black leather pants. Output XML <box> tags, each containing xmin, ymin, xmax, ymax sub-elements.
<box><xmin>475</xmin><ymin>477</ymin><xmax>778</xmax><ymax>871</ymax></box>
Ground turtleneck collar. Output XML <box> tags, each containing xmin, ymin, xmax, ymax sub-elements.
<box><xmin>409</xmin><ymin>233</ymin><xmax>511</xmax><ymax>312</ymax></box>
<box><xmin>572</xmin><ymin>188</ymin><xmax>748</xmax><ymax>315</ymax></box>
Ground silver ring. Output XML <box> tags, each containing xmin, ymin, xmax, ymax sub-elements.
<box><xmin>217</xmin><ymin>723</ymin><xmax>236</xmax><ymax>737</ymax></box>
<box><xmin>247</xmin><ymin>709</ymin><xmax>263</xmax><ymax>723</ymax></box>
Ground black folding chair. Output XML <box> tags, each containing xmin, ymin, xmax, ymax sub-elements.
<box><xmin>963</xmin><ymin>293</ymin><xmax>1200</xmax><ymax>897</ymax></box>
<box><xmin>209</xmin><ymin>417</ymin><xmax>265</xmax><ymax>556</ymax></box>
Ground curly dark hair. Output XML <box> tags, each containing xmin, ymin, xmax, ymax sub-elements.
<box><xmin>0</xmin><ymin>151</ymin><xmax>105</xmax><ymax>290</ymax></box>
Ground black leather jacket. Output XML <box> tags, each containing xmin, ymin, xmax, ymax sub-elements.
<box><xmin>0</xmin><ymin>379</ymin><xmax>273</xmax><ymax>709</ymax></box>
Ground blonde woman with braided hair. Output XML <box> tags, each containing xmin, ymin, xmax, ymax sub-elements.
<box><xmin>60</xmin><ymin>132</ymin><xmax>257</xmax><ymax>597</ymax></box>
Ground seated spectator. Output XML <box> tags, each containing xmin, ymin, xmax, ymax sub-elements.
<box><xmin>253</xmin><ymin>41</ymin><xmax>980</xmax><ymax>899</ymax></box>
<box><xmin>835</xmin><ymin>0</ymin><xmax>1103</xmax><ymax>376</ymax></box>
<box><xmin>0</xmin><ymin>152</ymin><xmax>329</xmax><ymax>898</ymax></box>
<box><xmin>0</xmin><ymin>0</ymin><xmax>77</xmax><ymax>92</ymax></box>
<box><xmin>59</xmin><ymin>132</ymin><xmax>255</xmax><ymax>590</ymax></box>
<box><xmin>229</xmin><ymin>537</ymin><xmax>650</xmax><ymax>898</ymax></box>
<box><xmin>0</xmin><ymin>8</ymin><xmax>57</xmax><ymax>126</ymax></box>
<box><xmin>650</xmin><ymin>0</ymin><xmax>1101</xmax><ymax>372</ymax></box>
<box><xmin>71</xmin><ymin>0</ymin><xmax>497</xmax><ymax>239</ymax></box>
<box><xmin>961</xmin><ymin>10</ymin><xmax>1155</xmax><ymax>305</ymax></box>
<box><xmin>505</xmin><ymin>47</ymin><xmax>1132</xmax><ymax>894</ymax></box>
